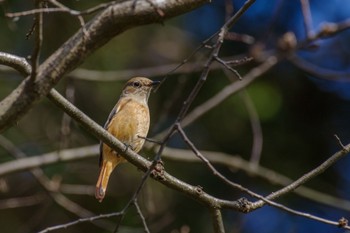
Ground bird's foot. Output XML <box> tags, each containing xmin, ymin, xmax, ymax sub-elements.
<box><xmin>122</xmin><ymin>143</ymin><xmax>133</xmax><ymax>153</ymax></box>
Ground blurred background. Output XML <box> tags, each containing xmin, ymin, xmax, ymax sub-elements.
<box><xmin>1</xmin><ymin>0</ymin><xmax>350</xmax><ymax>232</ymax></box>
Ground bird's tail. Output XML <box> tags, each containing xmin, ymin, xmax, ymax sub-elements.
<box><xmin>95</xmin><ymin>160</ymin><xmax>116</xmax><ymax>202</ymax></box>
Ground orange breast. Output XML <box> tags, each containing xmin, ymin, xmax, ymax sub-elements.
<box><xmin>106</xmin><ymin>98</ymin><xmax>150</xmax><ymax>153</ymax></box>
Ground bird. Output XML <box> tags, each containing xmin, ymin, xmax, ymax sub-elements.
<box><xmin>95</xmin><ymin>77</ymin><xmax>160</xmax><ymax>202</ymax></box>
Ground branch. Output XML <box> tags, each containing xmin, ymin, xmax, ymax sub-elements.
<box><xmin>161</xmin><ymin>147</ymin><xmax>350</xmax><ymax>212</ymax></box>
<box><xmin>0</xmin><ymin>55</ymin><xmax>253</xmax><ymax>81</ymax></box>
<box><xmin>251</xmin><ymin>140</ymin><xmax>350</xmax><ymax>209</ymax></box>
<box><xmin>174</xmin><ymin>123</ymin><xmax>350</xmax><ymax>229</ymax></box>
<box><xmin>210</xmin><ymin>208</ymin><xmax>225</xmax><ymax>233</ymax></box>
<box><xmin>1</xmin><ymin>143</ymin><xmax>349</xmax><ymax>213</ymax></box>
<box><xmin>0</xmin><ymin>145</ymin><xmax>98</xmax><ymax>177</ymax></box>
<box><xmin>29</xmin><ymin>0</ymin><xmax>44</xmax><ymax>81</ymax></box>
<box><xmin>157</xmin><ymin>55</ymin><xmax>278</xmax><ymax>136</ymax></box>
<box><xmin>38</xmin><ymin>212</ymin><xmax>123</xmax><ymax>233</ymax></box>
<box><xmin>240</xmin><ymin>90</ymin><xmax>263</xmax><ymax>166</ymax></box>
<box><xmin>0</xmin><ymin>0</ymin><xmax>209</xmax><ymax>132</ymax></box>
<box><xmin>0</xmin><ymin>193</ymin><xmax>46</xmax><ymax>209</ymax></box>
<box><xmin>300</xmin><ymin>0</ymin><xmax>313</xmax><ymax>38</ymax></box>
<box><xmin>288</xmin><ymin>54</ymin><xmax>350</xmax><ymax>80</ymax></box>
<box><xmin>134</xmin><ymin>198</ymin><xmax>151</xmax><ymax>233</ymax></box>
<box><xmin>0</xmin><ymin>52</ymin><xmax>31</xmax><ymax>76</ymax></box>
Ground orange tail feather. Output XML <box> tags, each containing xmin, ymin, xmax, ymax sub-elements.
<box><xmin>95</xmin><ymin>160</ymin><xmax>115</xmax><ymax>202</ymax></box>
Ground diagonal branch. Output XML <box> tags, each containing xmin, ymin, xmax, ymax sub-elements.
<box><xmin>2</xmin><ymin>143</ymin><xmax>350</xmax><ymax>213</ymax></box>
<box><xmin>251</xmin><ymin>141</ymin><xmax>350</xmax><ymax>209</ymax></box>
<box><xmin>134</xmin><ymin>198</ymin><xmax>151</xmax><ymax>233</ymax></box>
<box><xmin>175</xmin><ymin>123</ymin><xmax>350</xmax><ymax>229</ymax></box>
<box><xmin>38</xmin><ymin>212</ymin><xmax>123</xmax><ymax>233</ymax></box>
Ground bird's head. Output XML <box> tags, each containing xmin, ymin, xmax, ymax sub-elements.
<box><xmin>121</xmin><ymin>77</ymin><xmax>160</xmax><ymax>104</ymax></box>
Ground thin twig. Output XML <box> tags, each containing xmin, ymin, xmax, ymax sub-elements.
<box><xmin>180</xmin><ymin>56</ymin><xmax>278</xmax><ymax>133</ymax></box>
<box><xmin>38</xmin><ymin>212</ymin><xmax>123</xmax><ymax>233</ymax></box>
<box><xmin>240</xmin><ymin>90</ymin><xmax>263</xmax><ymax>167</ymax></box>
<box><xmin>155</xmin><ymin>32</ymin><xmax>218</xmax><ymax>91</ymax></box>
<box><xmin>300</xmin><ymin>0</ymin><xmax>313</xmax><ymax>38</ymax></box>
<box><xmin>251</xmin><ymin>142</ymin><xmax>350</xmax><ymax>209</ymax></box>
<box><xmin>48</xmin><ymin>0</ymin><xmax>86</xmax><ymax>28</ymax></box>
<box><xmin>30</xmin><ymin>0</ymin><xmax>44</xmax><ymax>81</ymax></box>
<box><xmin>224</xmin><ymin>32</ymin><xmax>255</xmax><ymax>44</ymax></box>
<box><xmin>224</xmin><ymin>0</ymin><xmax>234</xmax><ymax>21</ymax></box>
<box><xmin>334</xmin><ymin>134</ymin><xmax>346</xmax><ymax>150</ymax></box>
<box><xmin>5</xmin><ymin>1</ymin><xmax>117</xmax><ymax>18</ymax></box>
<box><xmin>1</xmin><ymin>143</ymin><xmax>350</xmax><ymax>213</ymax></box>
<box><xmin>214</xmin><ymin>56</ymin><xmax>242</xmax><ymax>80</ymax></box>
<box><xmin>0</xmin><ymin>193</ymin><xmax>47</xmax><ymax>209</ymax></box>
<box><xmin>112</xmin><ymin>162</ymin><xmax>158</xmax><ymax>233</ymax></box>
<box><xmin>0</xmin><ymin>145</ymin><xmax>98</xmax><ymax>176</ymax></box>
<box><xmin>134</xmin><ymin>198</ymin><xmax>151</xmax><ymax>233</ymax></box>
<box><xmin>288</xmin><ymin>54</ymin><xmax>350</xmax><ymax>80</ymax></box>
<box><xmin>175</xmin><ymin>123</ymin><xmax>350</xmax><ymax>229</ymax></box>
<box><xmin>59</xmin><ymin>80</ymin><xmax>75</xmax><ymax>149</ymax></box>
<box><xmin>0</xmin><ymin>55</ymin><xmax>253</xmax><ymax>81</ymax></box>
<box><xmin>161</xmin><ymin>146</ymin><xmax>350</xmax><ymax>212</ymax></box>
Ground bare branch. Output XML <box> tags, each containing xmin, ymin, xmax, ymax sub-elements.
<box><xmin>59</xmin><ymin>81</ymin><xmax>75</xmax><ymax>149</ymax></box>
<box><xmin>288</xmin><ymin>54</ymin><xmax>350</xmax><ymax>80</ymax></box>
<box><xmin>134</xmin><ymin>198</ymin><xmax>151</xmax><ymax>233</ymax></box>
<box><xmin>38</xmin><ymin>212</ymin><xmax>123</xmax><ymax>233</ymax></box>
<box><xmin>2</xmin><ymin>143</ymin><xmax>350</xmax><ymax>213</ymax></box>
<box><xmin>214</xmin><ymin>56</ymin><xmax>242</xmax><ymax>80</ymax></box>
<box><xmin>240</xmin><ymin>91</ymin><xmax>263</xmax><ymax>166</ymax></box>
<box><xmin>300</xmin><ymin>0</ymin><xmax>313</xmax><ymax>38</ymax></box>
<box><xmin>48</xmin><ymin>0</ymin><xmax>86</xmax><ymax>29</ymax></box>
<box><xmin>334</xmin><ymin>134</ymin><xmax>346</xmax><ymax>150</ymax></box>
<box><xmin>210</xmin><ymin>208</ymin><xmax>225</xmax><ymax>233</ymax></box>
<box><xmin>175</xmin><ymin>123</ymin><xmax>350</xmax><ymax>229</ymax></box>
<box><xmin>0</xmin><ymin>193</ymin><xmax>46</xmax><ymax>209</ymax></box>
<box><xmin>0</xmin><ymin>52</ymin><xmax>32</xmax><ymax>75</ymax></box>
<box><xmin>0</xmin><ymin>54</ymin><xmax>253</xmax><ymax>81</ymax></box>
<box><xmin>251</xmin><ymin>142</ymin><xmax>350</xmax><ymax>209</ymax></box>
<box><xmin>0</xmin><ymin>144</ymin><xmax>98</xmax><ymax>177</ymax></box>
<box><xmin>29</xmin><ymin>0</ymin><xmax>44</xmax><ymax>81</ymax></box>
<box><xmin>180</xmin><ymin>55</ymin><xmax>278</xmax><ymax>131</ymax></box>
<box><xmin>162</xmin><ymin>147</ymin><xmax>350</xmax><ymax>212</ymax></box>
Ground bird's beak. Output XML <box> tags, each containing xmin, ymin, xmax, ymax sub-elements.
<box><xmin>150</xmin><ymin>80</ymin><xmax>161</xmax><ymax>92</ymax></box>
<box><xmin>151</xmin><ymin>80</ymin><xmax>161</xmax><ymax>87</ymax></box>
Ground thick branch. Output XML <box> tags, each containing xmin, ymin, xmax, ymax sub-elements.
<box><xmin>0</xmin><ymin>0</ymin><xmax>208</xmax><ymax>132</ymax></box>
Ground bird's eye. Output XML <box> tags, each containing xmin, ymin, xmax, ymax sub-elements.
<box><xmin>133</xmin><ymin>81</ymin><xmax>141</xmax><ymax>88</ymax></box>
